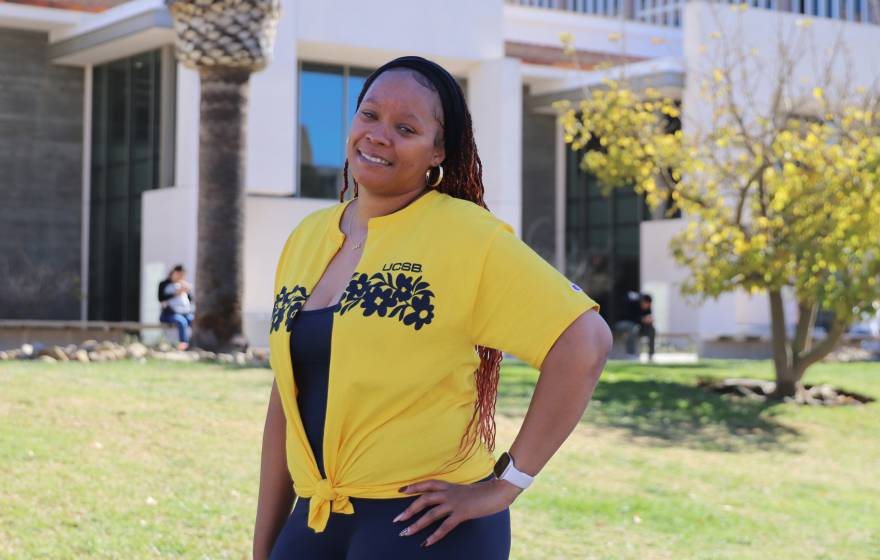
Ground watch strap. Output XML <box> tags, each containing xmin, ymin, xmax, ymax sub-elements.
<box><xmin>497</xmin><ymin>452</ymin><xmax>534</xmax><ymax>489</ymax></box>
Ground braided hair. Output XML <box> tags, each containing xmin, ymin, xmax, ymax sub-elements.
<box><xmin>340</xmin><ymin>56</ymin><xmax>503</xmax><ymax>471</ymax></box>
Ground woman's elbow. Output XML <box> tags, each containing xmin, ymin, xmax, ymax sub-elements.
<box><xmin>544</xmin><ymin>309</ymin><xmax>612</xmax><ymax>372</ymax></box>
<box><xmin>580</xmin><ymin>309</ymin><xmax>612</xmax><ymax>365</ymax></box>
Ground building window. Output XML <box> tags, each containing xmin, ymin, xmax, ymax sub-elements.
<box><xmin>565</xmin><ymin>135</ymin><xmax>651</xmax><ymax>327</ymax></box>
<box><xmin>297</xmin><ymin>62</ymin><xmax>372</xmax><ymax>199</ymax></box>
<box><xmin>89</xmin><ymin>48</ymin><xmax>175</xmax><ymax>321</ymax></box>
<box><xmin>562</xmin><ymin>107</ymin><xmax>682</xmax><ymax>326</ymax></box>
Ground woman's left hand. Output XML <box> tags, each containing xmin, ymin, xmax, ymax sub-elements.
<box><xmin>393</xmin><ymin>478</ymin><xmax>522</xmax><ymax>547</ymax></box>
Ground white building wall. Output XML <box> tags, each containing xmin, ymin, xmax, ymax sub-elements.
<box><xmin>140</xmin><ymin>186</ymin><xmax>198</xmax><ymax>334</ymax></box>
<box><xmin>294</xmin><ymin>0</ymin><xmax>504</xmax><ymax>69</ymax></box>
<box><xmin>246</xmin><ymin>5</ymin><xmax>298</xmax><ymax>196</ymax></box>
<box><xmin>175</xmin><ymin>64</ymin><xmax>200</xmax><ymax>191</ymax></box>
<box><xmin>468</xmin><ymin>58</ymin><xmax>523</xmax><ymax>234</ymax></box>
<box><xmin>683</xmin><ymin>1</ymin><xmax>880</xmax><ymax>137</ymax></box>
<box><xmin>639</xmin><ymin>219</ymin><xmax>699</xmax><ymax>336</ymax></box>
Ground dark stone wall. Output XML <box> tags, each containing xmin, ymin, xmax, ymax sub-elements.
<box><xmin>521</xmin><ymin>105</ymin><xmax>557</xmax><ymax>265</ymax></box>
<box><xmin>0</xmin><ymin>28</ymin><xmax>83</xmax><ymax>319</ymax></box>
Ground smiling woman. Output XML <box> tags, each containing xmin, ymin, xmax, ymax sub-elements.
<box><xmin>253</xmin><ymin>56</ymin><xmax>611</xmax><ymax>560</ymax></box>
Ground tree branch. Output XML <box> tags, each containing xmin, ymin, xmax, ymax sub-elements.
<box><xmin>792</xmin><ymin>299</ymin><xmax>818</xmax><ymax>356</ymax></box>
<box><xmin>795</xmin><ymin>320</ymin><xmax>847</xmax><ymax>374</ymax></box>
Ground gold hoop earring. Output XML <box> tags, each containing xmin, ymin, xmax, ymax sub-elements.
<box><xmin>426</xmin><ymin>165</ymin><xmax>443</xmax><ymax>188</ymax></box>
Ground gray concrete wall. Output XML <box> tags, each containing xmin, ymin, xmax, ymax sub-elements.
<box><xmin>0</xmin><ymin>28</ymin><xmax>83</xmax><ymax>319</ymax></box>
<box><xmin>521</xmin><ymin>106</ymin><xmax>556</xmax><ymax>264</ymax></box>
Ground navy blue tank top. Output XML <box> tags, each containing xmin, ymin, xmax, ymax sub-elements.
<box><xmin>288</xmin><ymin>301</ymin><xmax>341</xmax><ymax>479</ymax></box>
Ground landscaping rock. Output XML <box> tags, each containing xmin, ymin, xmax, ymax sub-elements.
<box><xmin>2</xmin><ymin>338</ymin><xmax>273</xmax><ymax>368</ymax></box>
<box><xmin>38</xmin><ymin>355</ymin><xmax>57</xmax><ymax>363</ymax></box>
<box><xmin>40</xmin><ymin>346</ymin><xmax>69</xmax><ymax>362</ymax></box>
<box><xmin>72</xmin><ymin>349</ymin><xmax>90</xmax><ymax>363</ymax></box>
<box><xmin>126</xmin><ymin>343</ymin><xmax>148</xmax><ymax>360</ymax></box>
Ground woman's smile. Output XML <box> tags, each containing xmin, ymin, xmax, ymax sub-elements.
<box><xmin>357</xmin><ymin>148</ymin><xmax>393</xmax><ymax>167</ymax></box>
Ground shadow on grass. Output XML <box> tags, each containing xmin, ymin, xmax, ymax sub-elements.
<box><xmin>497</xmin><ymin>372</ymin><xmax>800</xmax><ymax>453</ymax></box>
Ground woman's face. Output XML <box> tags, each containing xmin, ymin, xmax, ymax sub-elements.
<box><xmin>346</xmin><ymin>69</ymin><xmax>445</xmax><ymax>195</ymax></box>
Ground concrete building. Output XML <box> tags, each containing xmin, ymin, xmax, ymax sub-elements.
<box><xmin>1</xmin><ymin>0</ymin><xmax>878</xmax><ymax>352</ymax></box>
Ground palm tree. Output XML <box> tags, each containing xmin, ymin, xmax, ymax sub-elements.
<box><xmin>165</xmin><ymin>0</ymin><xmax>281</xmax><ymax>352</ymax></box>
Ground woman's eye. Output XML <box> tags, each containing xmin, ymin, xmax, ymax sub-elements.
<box><xmin>399</xmin><ymin>126</ymin><xmax>414</xmax><ymax>134</ymax></box>
<box><xmin>361</xmin><ymin>110</ymin><xmax>375</xmax><ymax>119</ymax></box>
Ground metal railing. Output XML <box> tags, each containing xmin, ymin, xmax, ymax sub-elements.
<box><xmin>507</xmin><ymin>0</ymin><xmax>878</xmax><ymax>26</ymax></box>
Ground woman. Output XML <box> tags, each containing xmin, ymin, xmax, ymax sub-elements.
<box><xmin>253</xmin><ymin>56</ymin><xmax>611</xmax><ymax>559</ymax></box>
<box><xmin>157</xmin><ymin>264</ymin><xmax>195</xmax><ymax>351</ymax></box>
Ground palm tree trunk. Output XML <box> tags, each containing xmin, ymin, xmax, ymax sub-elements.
<box><xmin>191</xmin><ymin>67</ymin><xmax>250</xmax><ymax>353</ymax></box>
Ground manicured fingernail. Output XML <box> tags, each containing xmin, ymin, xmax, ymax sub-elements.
<box><xmin>421</xmin><ymin>539</ymin><xmax>428</xmax><ymax>547</ymax></box>
<box><xmin>399</xmin><ymin>527</ymin><xmax>409</xmax><ymax>536</ymax></box>
<box><xmin>398</xmin><ymin>486</ymin><xmax>408</xmax><ymax>493</ymax></box>
<box><xmin>393</xmin><ymin>513</ymin><xmax>402</xmax><ymax>523</ymax></box>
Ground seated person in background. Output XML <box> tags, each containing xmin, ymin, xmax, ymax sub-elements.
<box><xmin>626</xmin><ymin>293</ymin><xmax>655</xmax><ymax>360</ymax></box>
<box><xmin>158</xmin><ymin>264</ymin><xmax>195</xmax><ymax>351</ymax></box>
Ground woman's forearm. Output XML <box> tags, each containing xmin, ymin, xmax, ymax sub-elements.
<box><xmin>505</xmin><ymin>309</ymin><xmax>611</xmax><ymax>492</ymax></box>
<box><xmin>253</xmin><ymin>380</ymin><xmax>295</xmax><ymax>560</ymax></box>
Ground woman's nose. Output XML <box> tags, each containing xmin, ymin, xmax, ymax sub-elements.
<box><xmin>365</xmin><ymin>128</ymin><xmax>390</xmax><ymax>146</ymax></box>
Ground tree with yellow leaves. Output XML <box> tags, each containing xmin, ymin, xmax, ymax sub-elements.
<box><xmin>556</xmin><ymin>14</ymin><xmax>880</xmax><ymax>399</ymax></box>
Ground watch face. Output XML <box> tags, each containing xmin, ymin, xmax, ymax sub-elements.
<box><xmin>493</xmin><ymin>452</ymin><xmax>510</xmax><ymax>478</ymax></box>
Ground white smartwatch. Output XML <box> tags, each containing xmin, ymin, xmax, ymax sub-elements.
<box><xmin>492</xmin><ymin>451</ymin><xmax>534</xmax><ymax>490</ymax></box>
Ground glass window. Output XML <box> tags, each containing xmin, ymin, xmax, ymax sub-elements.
<box><xmin>298</xmin><ymin>63</ymin><xmax>373</xmax><ymax>199</ymax></box>
<box><xmin>298</xmin><ymin>63</ymin><xmax>344</xmax><ymax>199</ymax></box>
<box><xmin>89</xmin><ymin>49</ymin><xmax>171</xmax><ymax>321</ymax></box>
<box><xmin>565</xmin><ymin>134</ymin><xmax>650</xmax><ymax>326</ymax></box>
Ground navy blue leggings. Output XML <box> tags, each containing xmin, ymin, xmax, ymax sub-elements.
<box><xmin>269</xmin><ymin>473</ymin><xmax>511</xmax><ymax>559</ymax></box>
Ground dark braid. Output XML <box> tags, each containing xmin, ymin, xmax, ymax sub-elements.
<box><xmin>340</xmin><ymin>56</ymin><xmax>503</xmax><ymax>472</ymax></box>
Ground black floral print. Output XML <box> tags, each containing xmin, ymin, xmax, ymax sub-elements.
<box><xmin>271</xmin><ymin>270</ymin><xmax>435</xmax><ymax>333</ymax></box>
<box><xmin>341</xmin><ymin>271</ymin><xmax>435</xmax><ymax>330</ymax></box>
<box><xmin>346</xmin><ymin>273</ymin><xmax>370</xmax><ymax>300</ymax></box>
<box><xmin>403</xmin><ymin>292</ymin><xmax>435</xmax><ymax>330</ymax></box>
<box><xmin>270</xmin><ymin>285</ymin><xmax>309</xmax><ymax>333</ymax></box>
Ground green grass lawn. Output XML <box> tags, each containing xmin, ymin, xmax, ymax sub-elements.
<box><xmin>1</xmin><ymin>358</ymin><xmax>878</xmax><ymax>559</ymax></box>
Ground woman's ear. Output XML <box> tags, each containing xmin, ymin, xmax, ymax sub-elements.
<box><xmin>431</xmin><ymin>145</ymin><xmax>445</xmax><ymax>168</ymax></box>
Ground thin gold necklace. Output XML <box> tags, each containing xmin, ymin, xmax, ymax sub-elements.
<box><xmin>345</xmin><ymin>202</ymin><xmax>366</xmax><ymax>250</ymax></box>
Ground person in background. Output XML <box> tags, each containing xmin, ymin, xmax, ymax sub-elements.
<box><xmin>626</xmin><ymin>293</ymin><xmax>655</xmax><ymax>360</ymax></box>
<box><xmin>158</xmin><ymin>264</ymin><xmax>195</xmax><ymax>351</ymax></box>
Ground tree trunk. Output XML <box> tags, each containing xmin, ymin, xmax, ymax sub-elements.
<box><xmin>767</xmin><ymin>290</ymin><xmax>848</xmax><ymax>400</ymax></box>
<box><xmin>191</xmin><ymin>67</ymin><xmax>250</xmax><ymax>353</ymax></box>
<box><xmin>767</xmin><ymin>289</ymin><xmax>800</xmax><ymax>398</ymax></box>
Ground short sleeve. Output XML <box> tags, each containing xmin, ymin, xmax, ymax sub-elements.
<box><xmin>470</xmin><ymin>223</ymin><xmax>600</xmax><ymax>370</ymax></box>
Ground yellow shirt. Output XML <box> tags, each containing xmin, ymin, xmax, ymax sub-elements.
<box><xmin>268</xmin><ymin>188</ymin><xmax>599</xmax><ymax>533</ymax></box>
